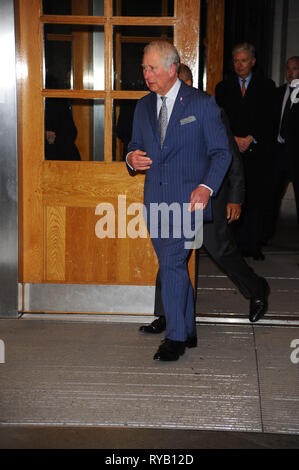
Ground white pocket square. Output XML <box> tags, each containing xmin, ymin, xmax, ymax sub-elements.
<box><xmin>180</xmin><ymin>115</ymin><xmax>197</xmax><ymax>125</ymax></box>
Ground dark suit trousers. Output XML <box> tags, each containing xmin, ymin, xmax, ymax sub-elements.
<box><xmin>154</xmin><ymin>209</ymin><xmax>264</xmax><ymax>317</ymax></box>
<box><xmin>231</xmin><ymin>146</ymin><xmax>267</xmax><ymax>254</ymax></box>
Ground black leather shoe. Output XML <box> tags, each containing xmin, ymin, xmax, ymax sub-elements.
<box><xmin>139</xmin><ymin>316</ymin><xmax>166</xmax><ymax>334</ymax></box>
<box><xmin>153</xmin><ymin>338</ymin><xmax>185</xmax><ymax>361</ymax></box>
<box><xmin>249</xmin><ymin>279</ymin><xmax>270</xmax><ymax>322</ymax></box>
<box><xmin>186</xmin><ymin>336</ymin><xmax>197</xmax><ymax>348</ymax></box>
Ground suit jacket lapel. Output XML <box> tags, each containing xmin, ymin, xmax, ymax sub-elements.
<box><xmin>146</xmin><ymin>81</ymin><xmax>200</xmax><ymax>149</ymax></box>
<box><xmin>236</xmin><ymin>73</ymin><xmax>258</xmax><ymax>100</ymax></box>
<box><xmin>231</xmin><ymin>75</ymin><xmax>242</xmax><ymax>99</ymax></box>
<box><xmin>146</xmin><ymin>92</ymin><xmax>159</xmax><ymax>145</ymax></box>
<box><xmin>146</xmin><ymin>82</ymin><xmax>190</xmax><ymax>146</ymax></box>
<box><xmin>243</xmin><ymin>74</ymin><xmax>259</xmax><ymax>100</ymax></box>
<box><xmin>279</xmin><ymin>84</ymin><xmax>287</xmax><ymax>107</ymax></box>
<box><xmin>164</xmin><ymin>82</ymin><xmax>190</xmax><ymax>139</ymax></box>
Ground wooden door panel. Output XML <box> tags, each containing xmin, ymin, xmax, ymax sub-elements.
<box><xmin>45</xmin><ymin>198</ymin><xmax>195</xmax><ymax>286</ymax></box>
<box><xmin>63</xmin><ymin>205</ymin><xmax>158</xmax><ymax>284</ymax></box>
<box><xmin>42</xmin><ymin>162</ymin><xmax>158</xmax><ymax>284</ymax></box>
<box><xmin>45</xmin><ymin>205</ymin><xmax>66</xmax><ymax>281</ymax></box>
<box><xmin>42</xmin><ymin>162</ymin><xmax>145</xmax><ymax>208</ymax></box>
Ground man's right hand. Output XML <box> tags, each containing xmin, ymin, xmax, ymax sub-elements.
<box><xmin>127</xmin><ymin>150</ymin><xmax>152</xmax><ymax>171</ymax></box>
<box><xmin>226</xmin><ymin>202</ymin><xmax>241</xmax><ymax>223</ymax></box>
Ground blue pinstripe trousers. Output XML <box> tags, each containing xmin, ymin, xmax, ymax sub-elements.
<box><xmin>150</xmin><ymin>235</ymin><xmax>196</xmax><ymax>342</ymax></box>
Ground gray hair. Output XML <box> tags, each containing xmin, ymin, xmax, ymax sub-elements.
<box><xmin>232</xmin><ymin>42</ymin><xmax>256</xmax><ymax>59</ymax></box>
<box><xmin>144</xmin><ymin>40</ymin><xmax>180</xmax><ymax>72</ymax></box>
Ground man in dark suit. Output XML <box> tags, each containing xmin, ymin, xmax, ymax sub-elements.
<box><xmin>140</xmin><ymin>65</ymin><xmax>270</xmax><ymax>337</ymax></box>
<box><xmin>127</xmin><ymin>41</ymin><xmax>232</xmax><ymax>361</ymax></box>
<box><xmin>215</xmin><ymin>43</ymin><xmax>276</xmax><ymax>260</ymax></box>
<box><xmin>263</xmin><ymin>56</ymin><xmax>299</xmax><ymax>242</ymax></box>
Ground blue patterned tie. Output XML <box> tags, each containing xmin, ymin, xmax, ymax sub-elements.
<box><xmin>159</xmin><ymin>96</ymin><xmax>168</xmax><ymax>149</ymax></box>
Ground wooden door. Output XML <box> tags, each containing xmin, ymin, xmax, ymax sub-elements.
<box><xmin>17</xmin><ymin>0</ymin><xmax>208</xmax><ymax>314</ymax></box>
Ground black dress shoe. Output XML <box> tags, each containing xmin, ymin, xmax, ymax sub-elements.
<box><xmin>153</xmin><ymin>338</ymin><xmax>185</xmax><ymax>361</ymax></box>
<box><xmin>249</xmin><ymin>279</ymin><xmax>270</xmax><ymax>322</ymax></box>
<box><xmin>139</xmin><ymin>316</ymin><xmax>166</xmax><ymax>334</ymax></box>
<box><xmin>186</xmin><ymin>336</ymin><xmax>197</xmax><ymax>348</ymax></box>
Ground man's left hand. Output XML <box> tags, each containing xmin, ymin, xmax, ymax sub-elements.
<box><xmin>189</xmin><ymin>185</ymin><xmax>211</xmax><ymax>212</ymax></box>
<box><xmin>235</xmin><ymin>135</ymin><xmax>253</xmax><ymax>153</ymax></box>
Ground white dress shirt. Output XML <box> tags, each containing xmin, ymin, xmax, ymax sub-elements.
<box><xmin>156</xmin><ymin>78</ymin><xmax>181</xmax><ymax>121</ymax></box>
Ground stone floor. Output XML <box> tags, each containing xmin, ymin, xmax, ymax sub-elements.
<box><xmin>0</xmin><ymin>316</ymin><xmax>299</xmax><ymax>449</ymax></box>
<box><xmin>0</xmin><ymin>213</ymin><xmax>298</xmax><ymax>449</ymax></box>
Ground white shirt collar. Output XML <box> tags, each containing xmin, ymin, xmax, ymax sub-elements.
<box><xmin>238</xmin><ymin>72</ymin><xmax>252</xmax><ymax>85</ymax></box>
<box><xmin>156</xmin><ymin>78</ymin><xmax>181</xmax><ymax>119</ymax></box>
<box><xmin>157</xmin><ymin>78</ymin><xmax>181</xmax><ymax>102</ymax></box>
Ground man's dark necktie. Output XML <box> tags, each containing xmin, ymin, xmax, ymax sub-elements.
<box><xmin>280</xmin><ymin>90</ymin><xmax>293</xmax><ymax>140</ymax></box>
<box><xmin>159</xmin><ymin>96</ymin><xmax>167</xmax><ymax>149</ymax></box>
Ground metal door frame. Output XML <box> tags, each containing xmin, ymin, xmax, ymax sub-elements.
<box><xmin>0</xmin><ymin>0</ymin><xmax>18</xmax><ymax>318</ymax></box>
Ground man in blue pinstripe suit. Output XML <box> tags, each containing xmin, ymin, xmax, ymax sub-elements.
<box><xmin>127</xmin><ymin>41</ymin><xmax>232</xmax><ymax>361</ymax></box>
